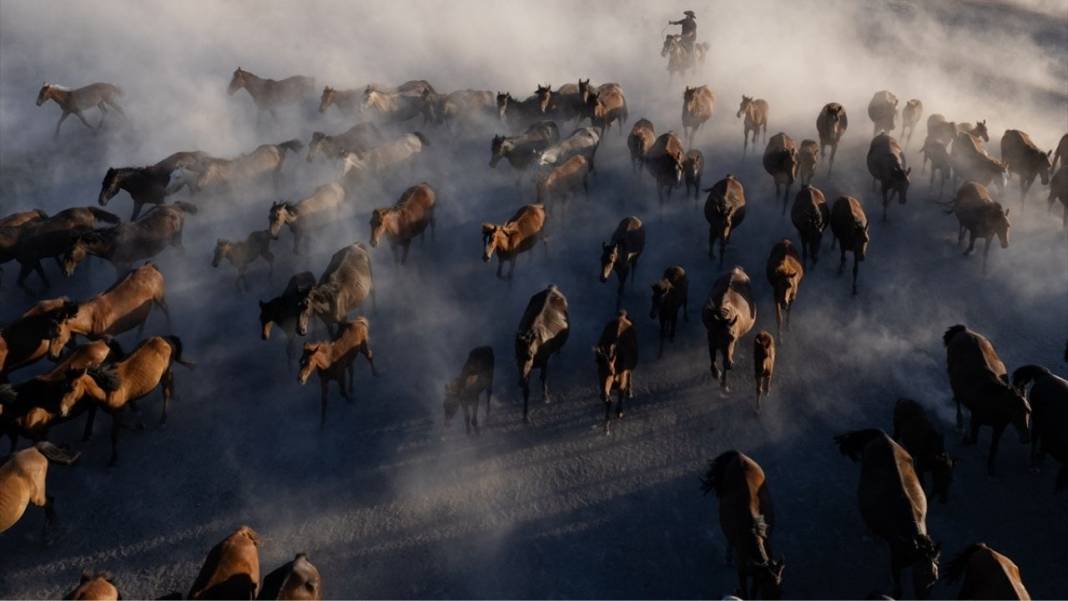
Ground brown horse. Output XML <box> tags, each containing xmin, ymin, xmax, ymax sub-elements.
<box><xmin>4</xmin><ymin>207</ymin><xmax>121</xmax><ymax>292</ymax></box>
<box><xmin>829</xmin><ymin>196</ymin><xmax>869</xmax><ymax>295</ymax></box>
<box><xmin>260</xmin><ymin>271</ymin><xmax>317</xmax><ymax>365</ymax></box>
<box><xmin>867</xmin><ymin>133</ymin><xmax>911</xmax><ymax>221</ymax></box>
<box><xmin>213</xmin><ymin>231</ymin><xmax>274</xmax><ymax>291</ymax></box>
<box><xmin>1053</xmin><ymin>133</ymin><xmax>1068</xmax><ymax>172</ymax></box>
<box><xmin>98</xmin><ymin>151</ymin><xmax>213</xmax><ymax>219</ymax></box>
<box><xmin>306</xmin><ymin>123</ymin><xmax>383</xmax><ymax>162</ymax></box>
<box><xmin>765</xmin><ymin>240</ymin><xmax>803</xmax><ymax>340</ymax></box>
<box><xmin>0</xmin><ymin>299</ymin><xmax>79</xmax><ymax>380</ymax></box>
<box><xmin>61</xmin><ymin>203</ymin><xmax>197</xmax><ymax>276</ymax></box>
<box><xmin>78</xmin><ymin>336</ymin><xmax>193</xmax><ymax>465</ymax></box>
<box><xmin>260</xmin><ymin>553</ymin><xmax>323</xmax><ymax>601</ymax></box>
<box><xmin>649</xmin><ymin>266</ymin><xmax>688</xmax><ymax>358</ymax></box>
<box><xmin>536</xmin><ymin>155</ymin><xmax>590</xmax><ymax>209</ymax></box>
<box><xmin>944</xmin><ymin>324</ymin><xmax>1031</xmax><ymax>475</ymax></box>
<box><xmin>443</xmin><ymin>346</ymin><xmax>494</xmax><ymax>436</ymax></box>
<box><xmin>1048</xmin><ymin>165</ymin><xmax>1068</xmax><ymax>228</ymax></box>
<box><xmin>753</xmin><ymin>332</ymin><xmax>775</xmax><ymax>413</ymax></box>
<box><xmin>893</xmin><ymin>398</ymin><xmax>955</xmax><ymax>503</ymax></box>
<box><xmin>0</xmin><ymin>339</ymin><xmax>121</xmax><ymax>450</ymax></box>
<box><xmin>66</xmin><ymin>571</ymin><xmax>120</xmax><ymax>600</ymax></box>
<box><xmin>867</xmin><ymin>90</ymin><xmax>899</xmax><ymax>135</ymax></box>
<box><xmin>495</xmin><ymin>92</ymin><xmax>546</xmax><ymax>130</ymax></box>
<box><xmin>645</xmin><ymin>131</ymin><xmax>686</xmax><ymax>207</ymax></box>
<box><xmin>227</xmin><ymin>67</ymin><xmax>315</xmax><ymax>122</ymax></box>
<box><xmin>701</xmin><ymin>451</ymin><xmax>784</xmax><ymax>599</ymax></box>
<box><xmin>297</xmin><ymin>244</ymin><xmax>375</xmax><ymax>336</ymax></box>
<box><xmin>835</xmin><ymin>429</ymin><xmax>940</xmax><ymax>599</ymax></box>
<box><xmin>433</xmin><ymin>89</ymin><xmax>496</xmax><ymax>129</ymax></box>
<box><xmin>628</xmin><ymin>119</ymin><xmax>656</xmax><ymax>174</ymax></box>
<box><xmin>268</xmin><ymin>183</ymin><xmax>346</xmax><ymax>254</ymax></box>
<box><xmin>684</xmin><ymin>149</ymin><xmax>704</xmax><ymax>204</ymax></box>
<box><xmin>298</xmin><ymin>317</ymin><xmax>378</xmax><ymax>428</ymax></box>
<box><xmin>36</xmin><ymin>82</ymin><xmax>125</xmax><ymax>138</ymax></box>
<box><xmin>704</xmin><ymin>174</ymin><xmax>747</xmax><ymax>265</ymax></box>
<box><xmin>1001</xmin><ymin>129</ymin><xmax>1053</xmax><ymax>208</ymax></box>
<box><xmin>798</xmin><ymin>139</ymin><xmax>818</xmax><ymax>186</ymax></box>
<box><xmin>737</xmin><ymin>96</ymin><xmax>769</xmax><ymax>153</ymax></box>
<box><xmin>790</xmin><ymin>186</ymin><xmax>830</xmax><ymax>266</ymax></box>
<box><xmin>943</xmin><ymin>544</ymin><xmax>1030</xmax><ymax>600</ymax></box>
<box><xmin>946</xmin><ymin>181</ymin><xmax>1010</xmax><ymax>274</ymax></box>
<box><xmin>319</xmin><ymin>86</ymin><xmax>361</xmax><ymax>116</ymax></box>
<box><xmin>921</xmin><ymin>136</ymin><xmax>952</xmax><ymax>198</ymax></box>
<box><xmin>188</xmin><ymin>526</ymin><xmax>261</xmax><ymax>600</ymax></box>
<box><xmin>816</xmin><ymin>103</ymin><xmax>848</xmax><ymax>174</ymax></box>
<box><xmin>702</xmin><ymin>267</ymin><xmax>756</xmax><ymax>391</ymax></box>
<box><xmin>0</xmin><ymin>442</ymin><xmax>79</xmax><ymax>535</ymax></box>
<box><xmin>682</xmin><ymin>85</ymin><xmax>715</xmax><ymax>146</ymax></box>
<box><xmin>1012</xmin><ymin>365</ymin><xmax>1068</xmax><ymax>491</ymax></box>
<box><xmin>901</xmin><ymin>99</ymin><xmax>923</xmax><ymax>146</ymax></box>
<box><xmin>595</xmin><ymin>311</ymin><xmax>638</xmax><ymax>435</ymax></box>
<box><xmin>482</xmin><ymin>204</ymin><xmax>547</xmax><ymax>280</ymax></box>
<box><xmin>55</xmin><ymin>263</ymin><xmax>171</xmax><ymax>345</ymax></box>
<box><xmin>763</xmin><ymin>133</ymin><xmax>799</xmax><ymax>213</ymax></box>
<box><xmin>599</xmin><ymin>217</ymin><xmax>645</xmax><ymax>309</ymax></box>
<box><xmin>369</xmin><ymin>183</ymin><xmax>436</xmax><ymax>264</ymax></box>
<box><xmin>583</xmin><ymin>83</ymin><xmax>628</xmax><ymax>135</ymax></box>
<box><xmin>515</xmin><ymin>285</ymin><xmax>570</xmax><ymax>422</ymax></box>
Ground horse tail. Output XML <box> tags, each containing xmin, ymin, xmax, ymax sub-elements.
<box><xmin>278</xmin><ymin>139</ymin><xmax>304</xmax><ymax>155</ymax></box>
<box><xmin>620</xmin><ymin>97</ymin><xmax>630</xmax><ymax>126</ymax></box>
<box><xmin>833</xmin><ymin>429</ymin><xmax>885</xmax><ymax>462</ymax></box>
<box><xmin>700</xmin><ymin>450</ymin><xmax>740</xmax><ymax>496</ymax></box>
<box><xmin>88</xmin><ymin>207</ymin><xmax>122</xmax><ymax>224</ymax></box>
<box><xmin>163</xmin><ymin>335</ymin><xmax>196</xmax><ymax>369</ymax></box>
<box><xmin>170</xmin><ymin>200</ymin><xmax>199</xmax><ymax>215</ymax></box>
<box><xmin>34</xmin><ymin>441</ymin><xmax>80</xmax><ymax>465</ymax></box>
<box><xmin>412</xmin><ymin>131</ymin><xmax>430</xmax><ymax>147</ymax></box>
<box><xmin>942</xmin><ymin>544</ymin><xmax>984</xmax><ymax>585</ymax></box>
<box><xmin>943</xmin><ymin>324</ymin><xmax>967</xmax><ymax>347</ymax></box>
<box><xmin>1011</xmin><ymin>364</ymin><xmax>1050</xmax><ymax>390</ymax></box>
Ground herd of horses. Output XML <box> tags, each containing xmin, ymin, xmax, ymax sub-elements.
<box><xmin>3</xmin><ymin>61</ymin><xmax>1066</xmax><ymax>600</ymax></box>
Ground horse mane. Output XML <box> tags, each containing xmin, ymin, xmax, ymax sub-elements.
<box><xmin>943</xmin><ymin>324</ymin><xmax>967</xmax><ymax>347</ymax></box>
<box><xmin>700</xmin><ymin>450</ymin><xmax>740</xmax><ymax>496</ymax></box>
<box><xmin>1010</xmin><ymin>364</ymin><xmax>1050</xmax><ymax>389</ymax></box>
<box><xmin>834</xmin><ymin>429</ymin><xmax>886</xmax><ymax>462</ymax></box>
<box><xmin>942</xmin><ymin>543</ymin><xmax>985</xmax><ymax>585</ymax></box>
<box><xmin>87</xmin><ymin>365</ymin><xmax>121</xmax><ymax>392</ymax></box>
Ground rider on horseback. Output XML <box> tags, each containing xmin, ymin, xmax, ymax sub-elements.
<box><xmin>669</xmin><ymin>10</ymin><xmax>697</xmax><ymax>56</ymax></box>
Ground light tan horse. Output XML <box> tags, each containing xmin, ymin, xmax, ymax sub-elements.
<box><xmin>36</xmin><ymin>82</ymin><xmax>125</xmax><ymax>139</ymax></box>
<box><xmin>298</xmin><ymin>317</ymin><xmax>378</xmax><ymax>428</ymax></box>
<box><xmin>187</xmin><ymin>140</ymin><xmax>303</xmax><ymax>194</ymax></box>
<box><xmin>213</xmin><ymin>231</ymin><xmax>275</xmax><ymax>291</ymax></box>
<box><xmin>682</xmin><ymin>86</ymin><xmax>715</xmax><ymax>146</ymax></box>
<box><xmin>227</xmin><ymin>67</ymin><xmax>315</xmax><ymax>122</ymax></box>
<box><xmin>268</xmin><ymin>183</ymin><xmax>346</xmax><ymax>254</ymax></box>
<box><xmin>737</xmin><ymin>96</ymin><xmax>768</xmax><ymax>154</ymax></box>
<box><xmin>362</xmin><ymin>87</ymin><xmax>427</xmax><ymax>123</ymax></box>
<box><xmin>319</xmin><ymin>86</ymin><xmax>361</xmax><ymax>116</ymax></box>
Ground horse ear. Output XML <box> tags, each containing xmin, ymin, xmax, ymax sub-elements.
<box><xmin>481</xmin><ymin>223</ymin><xmax>495</xmax><ymax>234</ymax></box>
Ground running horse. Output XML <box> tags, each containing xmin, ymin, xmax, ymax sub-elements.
<box><xmin>227</xmin><ymin>67</ymin><xmax>315</xmax><ymax>123</ymax></box>
<box><xmin>660</xmin><ymin>35</ymin><xmax>708</xmax><ymax>79</ymax></box>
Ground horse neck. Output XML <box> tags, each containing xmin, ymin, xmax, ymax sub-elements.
<box><xmin>46</xmin><ymin>87</ymin><xmax>72</xmax><ymax>107</ymax></box>
<box><xmin>240</xmin><ymin>73</ymin><xmax>267</xmax><ymax>98</ymax></box>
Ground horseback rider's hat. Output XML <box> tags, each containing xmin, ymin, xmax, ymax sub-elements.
<box><xmin>684</xmin><ymin>10</ymin><xmax>695</xmax><ymax>17</ymax></box>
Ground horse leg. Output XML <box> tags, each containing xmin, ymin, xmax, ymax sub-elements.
<box><xmin>105</xmin><ymin>99</ymin><xmax>126</xmax><ymax>117</ymax></box>
<box><xmin>987</xmin><ymin>424</ymin><xmax>1005</xmax><ymax>476</ymax></box>
<box><xmin>33</xmin><ymin>260</ymin><xmax>50</xmax><ymax>290</ymax></box>
<box><xmin>541</xmin><ymin>361</ymin><xmax>551</xmax><ymax>404</ymax></box>
<box><xmin>852</xmin><ymin>254</ymin><xmax>860</xmax><ymax>295</ymax></box>
<box><xmin>160</xmin><ymin>369</ymin><xmax>174</xmax><ymax>426</ymax></box>
<box><xmin>73</xmin><ymin>110</ymin><xmax>94</xmax><ymax>131</ymax></box>
<box><xmin>97</xmin><ymin>102</ymin><xmax>109</xmax><ymax>128</ymax></box>
<box><xmin>319</xmin><ymin>378</ymin><xmax>329</xmax><ymax>429</ymax></box>
<box><xmin>82</xmin><ymin>405</ymin><xmax>97</xmax><ymax>441</ymax></box>
<box><xmin>54</xmin><ymin>112</ymin><xmax>70</xmax><ymax>139</ymax></box>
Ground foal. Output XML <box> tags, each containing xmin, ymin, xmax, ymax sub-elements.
<box><xmin>297</xmin><ymin>317</ymin><xmax>378</xmax><ymax>428</ymax></box>
<box><xmin>213</xmin><ymin>231</ymin><xmax>274</xmax><ymax>291</ymax></box>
